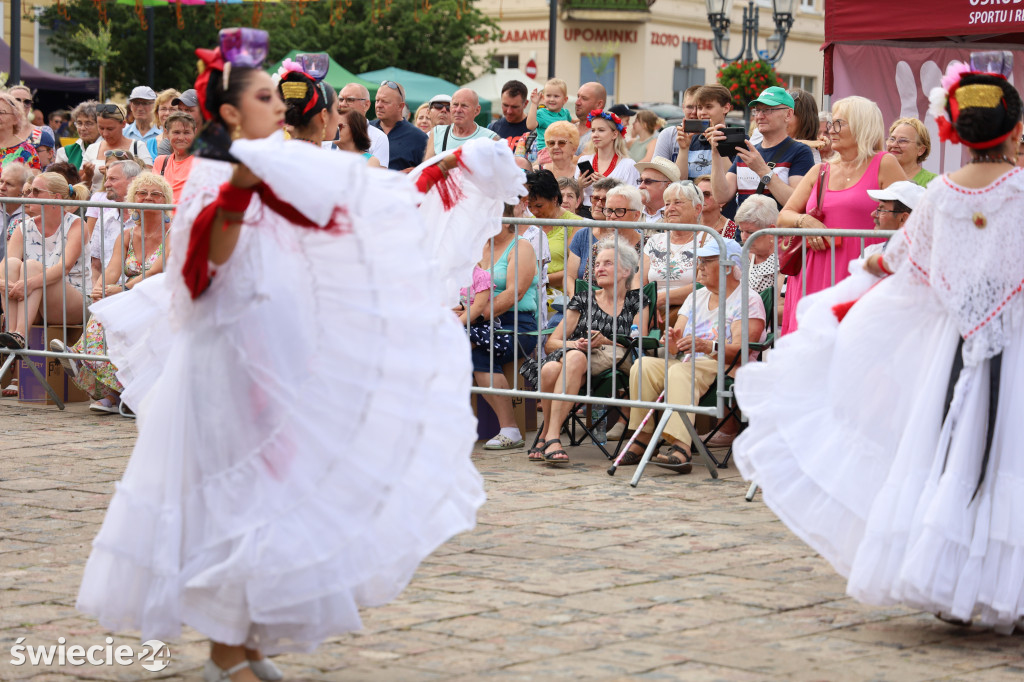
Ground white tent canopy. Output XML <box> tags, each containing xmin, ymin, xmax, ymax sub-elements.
<box><xmin>462</xmin><ymin>68</ymin><xmax>576</xmax><ymax>119</ymax></box>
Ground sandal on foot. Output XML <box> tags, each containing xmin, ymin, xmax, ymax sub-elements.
<box><xmin>528</xmin><ymin>439</ymin><xmax>551</xmax><ymax>462</ymax></box>
<box><xmin>617</xmin><ymin>439</ymin><xmax>654</xmax><ymax>467</ymax></box>
<box><xmin>653</xmin><ymin>443</ymin><xmax>693</xmax><ymax>474</ymax></box>
<box><xmin>542</xmin><ymin>440</ymin><xmax>570</xmax><ymax>465</ymax></box>
<box><xmin>0</xmin><ymin>332</ymin><xmax>26</xmax><ymax>350</ymax></box>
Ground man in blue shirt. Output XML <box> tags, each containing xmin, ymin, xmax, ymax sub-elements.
<box><xmin>370</xmin><ymin>81</ymin><xmax>427</xmax><ymax>172</ymax></box>
<box><xmin>487</xmin><ymin>80</ymin><xmax>529</xmax><ymax>140</ymax></box>
<box><xmin>124</xmin><ymin>86</ymin><xmax>161</xmax><ymax>159</ymax></box>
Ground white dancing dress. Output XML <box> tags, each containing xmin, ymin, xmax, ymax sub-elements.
<box><xmin>734</xmin><ymin>169</ymin><xmax>1024</xmax><ymax>632</ymax></box>
<box><xmin>76</xmin><ymin>134</ymin><xmax>508</xmax><ymax>653</ymax></box>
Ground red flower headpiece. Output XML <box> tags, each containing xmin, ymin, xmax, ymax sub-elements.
<box><xmin>585</xmin><ymin>109</ymin><xmax>626</xmax><ymax>136</ymax></box>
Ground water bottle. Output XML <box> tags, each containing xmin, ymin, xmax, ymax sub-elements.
<box><xmin>630</xmin><ymin>325</ymin><xmax>640</xmax><ymax>339</ymax></box>
<box><xmin>592</xmin><ymin>405</ymin><xmax>608</xmax><ymax>445</ymax></box>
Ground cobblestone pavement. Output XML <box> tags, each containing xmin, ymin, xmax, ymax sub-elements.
<box><xmin>1</xmin><ymin>400</ymin><xmax>1022</xmax><ymax>681</ymax></box>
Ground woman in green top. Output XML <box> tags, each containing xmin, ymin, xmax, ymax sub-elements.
<box><xmin>525</xmin><ymin>170</ymin><xmax>581</xmax><ymax>326</ymax></box>
<box><xmin>886</xmin><ymin>117</ymin><xmax>937</xmax><ymax>187</ymax></box>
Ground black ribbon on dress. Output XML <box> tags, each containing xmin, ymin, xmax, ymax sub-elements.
<box><xmin>940</xmin><ymin>336</ymin><xmax>1002</xmax><ymax>503</ymax></box>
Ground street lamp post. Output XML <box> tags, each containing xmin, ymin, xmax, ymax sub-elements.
<box><xmin>705</xmin><ymin>0</ymin><xmax>796</xmax><ymax>65</ymax></box>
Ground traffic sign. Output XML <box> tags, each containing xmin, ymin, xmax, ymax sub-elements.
<box><xmin>525</xmin><ymin>59</ymin><xmax>538</xmax><ymax>79</ymax></box>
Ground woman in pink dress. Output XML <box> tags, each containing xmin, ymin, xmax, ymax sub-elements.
<box><xmin>778</xmin><ymin>96</ymin><xmax>906</xmax><ymax>334</ymax></box>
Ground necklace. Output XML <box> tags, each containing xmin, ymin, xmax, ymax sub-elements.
<box><xmin>968</xmin><ymin>154</ymin><xmax>1016</xmax><ymax>165</ymax></box>
<box><xmin>592</xmin><ymin>149</ymin><xmax>618</xmax><ymax>177</ymax></box>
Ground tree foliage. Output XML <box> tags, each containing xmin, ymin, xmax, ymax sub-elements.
<box><xmin>38</xmin><ymin>0</ymin><xmax>501</xmax><ymax>96</ymax></box>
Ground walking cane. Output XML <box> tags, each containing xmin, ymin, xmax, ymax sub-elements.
<box><xmin>607</xmin><ymin>391</ymin><xmax>665</xmax><ymax>476</ymax></box>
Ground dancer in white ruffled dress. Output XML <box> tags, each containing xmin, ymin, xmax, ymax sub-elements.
<box><xmin>74</xmin><ymin>32</ymin><xmax>523</xmax><ymax>682</ymax></box>
<box><xmin>734</xmin><ymin>62</ymin><xmax>1024</xmax><ymax>633</ymax></box>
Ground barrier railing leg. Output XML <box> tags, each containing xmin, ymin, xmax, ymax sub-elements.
<box><xmin>745</xmin><ymin>481</ymin><xmax>759</xmax><ymax>502</ymax></box>
<box><xmin>630</xmin><ymin>408</ymin><xmax>673</xmax><ymax>488</ymax></box>
<box><xmin>683</xmin><ymin>415</ymin><xmax>719</xmax><ymax>479</ymax></box>
<box><xmin>17</xmin><ymin>351</ymin><xmax>65</xmax><ymax>410</ymax></box>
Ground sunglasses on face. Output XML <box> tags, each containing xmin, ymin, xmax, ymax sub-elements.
<box><xmin>430</xmin><ymin>103</ymin><xmax>450</xmax><ymax>111</ymax></box>
<box><xmin>14</xmin><ymin>97</ymin><xmax>32</xmax><ymax>108</ymax></box>
<box><xmin>96</xmin><ymin>104</ymin><xmax>125</xmax><ymax>121</ymax></box>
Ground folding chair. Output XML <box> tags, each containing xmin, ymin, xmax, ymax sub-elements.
<box><xmin>529</xmin><ymin>280</ymin><xmax>659</xmax><ymax>460</ymax></box>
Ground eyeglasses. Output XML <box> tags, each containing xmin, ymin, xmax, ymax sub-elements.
<box><xmin>825</xmin><ymin>119</ymin><xmax>844</xmax><ymax>134</ymax></box>
<box><xmin>157</xmin><ymin>105</ymin><xmax>174</xmax><ymax>114</ymax></box>
<box><xmin>104</xmin><ymin>149</ymin><xmax>134</xmax><ymax>160</ymax></box>
<box><xmin>603</xmin><ymin>207</ymin><xmax>635</xmax><ymax>218</ymax></box>
<box><xmin>340</xmin><ymin>97</ymin><xmax>368</xmax><ymax>105</ymax></box>
<box><xmin>380</xmin><ymin>80</ymin><xmax>405</xmax><ymax>101</ymax></box>
<box><xmin>872</xmin><ymin>206</ymin><xmax>906</xmax><ymax>215</ymax></box>
<box><xmin>75</xmin><ymin>118</ymin><xmax>97</xmax><ymax>127</ymax></box>
<box><xmin>14</xmin><ymin>97</ymin><xmax>32</xmax><ymax>108</ymax></box>
<box><xmin>886</xmin><ymin>136</ymin><xmax>914</xmax><ymax>146</ymax></box>
<box><xmin>133</xmin><ymin>190</ymin><xmax>166</xmax><ymax>199</ymax></box>
<box><xmin>430</xmin><ymin>102</ymin><xmax>450</xmax><ymax>111</ymax></box>
<box><xmin>637</xmin><ymin>178</ymin><xmax>670</xmax><ymax>186</ymax></box>
<box><xmin>751</xmin><ymin>106</ymin><xmax>787</xmax><ymax>116</ymax></box>
<box><xmin>547</xmin><ymin>139</ymin><xmax>570</xmax><ymax>147</ymax></box>
<box><xmin>28</xmin><ymin>187</ymin><xmax>52</xmax><ymax>197</ymax></box>
<box><xmin>696</xmin><ymin>257</ymin><xmax>719</xmax><ymax>267</ymax></box>
<box><xmin>701</xmin><ymin>191</ymin><xmax>712</xmax><ymax>198</ymax></box>
<box><xmin>591</xmin><ymin>196</ymin><xmax>607</xmax><ymax>205</ymax></box>
<box><xmin>97</xmin><ymin>104</ymin><xmax>125</xmax><ymax>121</ymax></box>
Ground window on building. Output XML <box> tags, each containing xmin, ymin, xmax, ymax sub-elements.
<box><xmin>493</xmin><ymin>54</ymin><xmax>519</xmax><ymax>69</ymax></box>
<box><xmin>780</xmin><ymin>73</ymin><xmax>816</xmax><ymax>94</ymax></box>
<box><xmin>800</xmin><ymin>0</ymin><xmax>818</xmax><ymax>12</ymax></box>
<box><xmin>580</xmin><ymin>54</ymin><xmax>618</xmax><ymax>102</ymax></box>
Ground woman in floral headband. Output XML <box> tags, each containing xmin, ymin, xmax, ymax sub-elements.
<box><xmin>575</xmin><ymin>108</ymin><xmax>639</xmax><ymax>211</ymax></box>
<box><xmin>733</xmin><ymin>57</ymin><xmax>1024</xmax><ymax>635</ymax></box>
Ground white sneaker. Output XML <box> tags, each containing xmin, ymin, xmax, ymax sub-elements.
<box><xmin>203</xmin><ymin>659</ymin><xmax>252</xmax><ymax>682</ymax></box>
<box><xmin>49</xmin><ymin>339</ymin><xmax>81</xmax><ymax>380</ymax></box>
<box><xmin>89</xmin><ymin>398</ymin><xmax>120</xmax><ymax>414</ymax></box>
<box><xmin>249</xmin><ymin>657</ymin><xmax>284</xmax><ymax>681</ymax></box>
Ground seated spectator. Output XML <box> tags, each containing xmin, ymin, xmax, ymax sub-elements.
<box><xmin>51</xmin><ymin>172</ymin><xmax>170</xmax><ymax>414</ymax></box>
<box><xmin>0</xmin><ymin>93</ymin><xmax>40</xmax><ymax>169</ymax></box>
<box><xmin>35</xmin><ymin>128</ymin><xmax>56</xmax><ymax>170</ymax></box>
<box><xmin>83</xmin><ymin>104</ymin><xmax>153</xmax><ymax>193</ymax></box>
<box><xmin>567</xmin><ymin>184</ymin><xmax>643</xmax><ymax>298</ymax></box>
<box><xmin>55</xmin><ymin>100</ymin><xmax>99</xmax><ymax>170</ymax></box>
<box><xmin>474</xmin><ymin>212</ymin><xmax>539</xmax><ymax>450</ymax></box>
<box><xmin>694</xmin><ymin>174</ymin><xmax>738</xmax><ymax>240</ymax></box>
<box><xmin>642</xmin><ymin>180</ymin><xmax>704</xmax><ymax>313</ymax></box>
<box><xmin>338</xmin><ymin>83</ymin><xmax>388</xmax><ymax>166</ymax></box>
<box><xmin>413</xmin><ymin>103</ymin><xmax>432</xmax><ymax>133</ymax></box>
<box><xmin>628</xmin><ymin>109</ymin><xmax>662</xmax><ymax>163</ymax></box>
<box><xmin>151</xmin><ymin>88</ymin><xmax>181</xmax><ymax>157</ymax></box>
<box><xmin>863</xmin><ymin>180</ymin><xmax>926</xmax><ymax>276</ymax></box>
<box><xmin>335</xmin><ymin>110</ymin><xmax>381</xmax><ymax>168</ymax></box>
<box><xmin>557</xmin><ymin>176</ymin><xmax>582</xmax><ymax>215</ymax></box>
<box><xmin>371</xmin><ymin>81</ymin><xmax>427</xmax><ymax>171</ymax></box>
<box><xmin>425</xmin><ymin>88</ymin><xmax>498</xmax><ymax>159</ymax></box>
<box><xmin>86</xmin><ymin>160</ymin><xmax>143</xmax><ymax>285</ymax></box>
<box><xmin>621</xmin><ymin>239</ymin><xmax>766</xmax><ymax>471</ymax></box>
<box><xmin>588</xmin><ymin>176</ymin><xmax>621</xmax><ymax>221</ymax></box>
<box><xmin>709</xmin><ymin>86</ymin><xmax>815</xmax><ymax>213</ymax></box>
<box><xmin>152</xmin><ymin>112</ymin><xmax>196</xmax><ymax>202</ymax></box>
<box><xmin>576</xmin><ymin>109</ymin><xmax>639</xmax><ymax>211</ymax></box>
<box><xmin>427</xmin><ymin>94</ymin><xmax>452</xmax><ymax>128</ymax></box>
<box><xmin>524</xmin><ymin>171</ymin><xmax>580</xmax><ymax>327</ymax></box>
<box><xmin>635</xmin><ymin>156</ymin><xmax>680</xmax><ymax>223</ymax></box>
<box><xmin>886</xmin><ymin>117</ymin><xmax>937</xmax><ymax>187</ymax></box>
<box><xmin>0</xmin><ymin>163</ymin><xmax>33</xmax><ymax>253</ymax></box>
<box><xmin>124</xmin><ymin>86</ymin><xmax>161</xmax><ymax>156</ymax></box>
<box><xmin>46</xmin><ymin>162</ymin><xmax>81</xmax><ymax>188</ymax></box>
<box><xmin>523</xmin><ymin>238</ymin><xmax>651</xmax><ymax>464</ymax></box>
<box><xmin>734</xmin><ymin>194</ymin><xmax>780</xmax><ymax>294</ymax></box>
<box><xmin>538</xmin><ymin>120</ymin><xmax>580</xmax><ymax>185</ymax></box>
<box><xmin>488</xmin><ymin>80</ymin><xmax>529</xmax><ymax>140</ymax></box>
<box><xmin>0</xmin><ymin>172</ymin><xmax>91</xmax><ymax>350</ymax></box>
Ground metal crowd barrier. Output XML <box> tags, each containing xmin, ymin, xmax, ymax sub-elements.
<box><xmin>0</xmin><ymin>196</ymin><xmax>172</xmax><ymax>410</ymax></box>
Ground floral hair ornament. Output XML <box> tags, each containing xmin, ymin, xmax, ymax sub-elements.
<box><xmin>585</xmin><ymin>109</ymin><xmax>626</xmax><ymax>136</ymax></box>
<box><xmin>194</xmin><ymin>28</ymin><xmax>269</xmax><ymax>121</ymax></box>
<box><xmin>928</xmin><ymin>56</ymin><xmax>1015</xmax><ymax>149</ymax></box>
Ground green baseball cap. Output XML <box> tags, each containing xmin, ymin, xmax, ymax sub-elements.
<box><xmin>750</xmin><ymin>86</ymin><xmax>795</xmax><ymax>109</ymax></box>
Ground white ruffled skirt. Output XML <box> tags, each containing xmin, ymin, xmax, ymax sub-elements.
<box><xmin>76</xmin><ymin>192</ymin><xmax>486</xmax><ymax>653</ymax></box>
<box><xmin>734</xmin><ymin>264</ymin><xmax>1024</xmax><ymax>632</ymax></box>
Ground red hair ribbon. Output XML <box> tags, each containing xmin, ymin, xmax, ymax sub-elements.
<box><xmin>194</xmin><ymin>47</ymin><xmax>226</xmax><ymax>122</ymax></box>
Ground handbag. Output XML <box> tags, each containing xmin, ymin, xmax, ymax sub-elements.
<box><xmin>778</xmin><ymin>165</ymin><xmax>827</xmax><ymax>277</ymax></box>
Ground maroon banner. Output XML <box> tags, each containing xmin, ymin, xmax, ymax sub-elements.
<box><xmin>826</xmin><ymin>0</ymin><xmax>1024</xmax><ymax>42</ymax></box>
<box><xmin>831</xmin><ymin>42</ymin><xmax>1024</xmax><ymax>173</ymax></box>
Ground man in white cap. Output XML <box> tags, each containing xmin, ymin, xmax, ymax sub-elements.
<box><xmin>634</xmin><ymin>156</ymin><xmax>680</xmax><ymax>223</ymax></box>
<box><xmin>125</xmin><ymin>86</ymin><xmax>160</xmax><ymax>152</ymax></box>
<box><xmin>863</xmin><ymin>180</ymin><xmax>926</xmax><ymax>276</ymax></box>
<box><xmin>427</xmin><ymin>94</ymin><xmax>452</xmax><ymax>128</ymax></box>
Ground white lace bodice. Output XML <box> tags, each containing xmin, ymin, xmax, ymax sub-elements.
<box><xmin>885</xmin><ymin>168</ymin><xmax>1024</xmax><ymax>365</ymax></box>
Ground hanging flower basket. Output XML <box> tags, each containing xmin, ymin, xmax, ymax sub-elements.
<box><xmin>716</xmin><ymin>60</ymin><xmax>787</xmax><ymax>110</ymax></box>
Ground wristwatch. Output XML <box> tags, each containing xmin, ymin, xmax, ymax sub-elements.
<box><xmin>712</xmin><ymin>341</ymin><xmax>719</xmax><ymax>354</ymax></box>
<box><xmin>759</xmin><ymin>171</ymin><xmax>773</xmax><ymax>185</ymax></box>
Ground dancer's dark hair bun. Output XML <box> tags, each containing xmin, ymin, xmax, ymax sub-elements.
<box><xmin>194</xmin><ymin>65</ymin><xmax>260</xmax><ymax>162</ymax></box>
<box><xmin>953</xmin><ymin>74</ymin><xmax>1023</xmax><ymax>148</ymax></box>
<box><xmin>280</xmin><ymin>71</ymin><xmax>328</xmax><ymax>129</ymax></box>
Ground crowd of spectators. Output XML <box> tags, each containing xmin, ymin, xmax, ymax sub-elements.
<box><xmin>0</xmin><ymin>72</ymin><xmax>965</xmax><ymax>453</ymax></box>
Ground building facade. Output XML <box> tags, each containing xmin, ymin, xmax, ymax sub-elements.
<box><xmin>475</xmin><ymin>0</ymin><xmax>826</xmax><ymax>106</ymax></box>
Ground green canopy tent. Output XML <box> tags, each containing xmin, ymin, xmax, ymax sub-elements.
<box><xmin>267</xmin><ymin>51</ymin><xmax>379</xmax><ymax>101</ymax></box>
<box><xmin>358</xmin><ymin>67</ymin><xmax>491</xmax><ymax>126</ymax></box>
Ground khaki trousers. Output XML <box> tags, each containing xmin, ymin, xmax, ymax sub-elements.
<box><xmin>628</xmin><ymin>356</ymin><xmax>719</xmax><ymax>446</ymax></box>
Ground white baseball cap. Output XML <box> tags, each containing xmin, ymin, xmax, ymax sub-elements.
<box><xmin>129</xmin><ymin>86</ymin><xmax>157</xmax><ymax>101</ymax></box>
<box><xmin>867</xmin><ymin>181</ymin><xmax>926</xmax><ymax>210</ymax></box>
